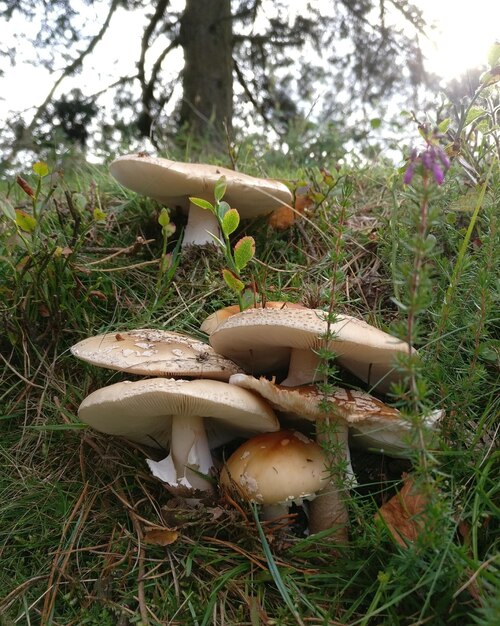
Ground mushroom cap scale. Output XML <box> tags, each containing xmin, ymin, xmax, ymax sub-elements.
<box><xmin>71</xmin><ymin>329</ymin><xmax>242</xmax><ymax>380</ymax></box>
<box><xmin>220</xmin><ymin>430</ymin><xmax>329</xmax><ymax>505</ymax></box>
<box><xmin>78</xmin><ymin>377</ymin><xmax>279</xmax><ymax>448</ymax></box>
<box><xmin>109</xmin><ymin>154</ymin><xmax>293</xmax><ymax>216</ymax></box>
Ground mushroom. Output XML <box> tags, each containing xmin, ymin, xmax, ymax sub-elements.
<box><xmin>200</xmin><ymin>301</ymin><xmax>307</xmax><ymax>335</ymax></box>
<box><xmin>228</xmin><ymin>374</ymin><xmax>440</xmax><ymax>537</ymax></box>
<box><xmin>109</xmin><ymin>154</ymin><xmax>293</xmax><ymax>247</ymax></box>
<box><xmin>77</xmin><ymin>378</ymin><xmax>279</xmax><ymax>493</ymax></box>
<box><xmin>209</xmin><ymin>307</ymin><xmax>414</xmax><ymax>393</ymax></box>
<box><xmin>70</xmin><ymin>329</ymin><xmax>242</xmax><ymax>381</ymax></box>
<box><xmin>220</xmin><ymin>429</ymin><xmax>330</xmax><ymax>522</ymax></box>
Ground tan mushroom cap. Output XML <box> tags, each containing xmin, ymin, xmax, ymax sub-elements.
<box><xmin>220</xmin><ymin>430</ymin><xmax>329</xmax><ymax>505</ymax></box>
<box><xmin>229</xmin><ymin>374</ymin><xmax>401</xmax><ymax>426</ymax></box>
<box><xmin>109</xmin><ymin>154</ymin><xmax>293</xmax><ymax>217</ymax></box>
<box><xmin>71</xmin><ymin>329</ymin><xmax>242</xmax><ymax>380</ymax></box>
<box><xmin>229</xmin><ymin>374</ymin><xmax>443</xmax><ymax>457</ymax></box>
<box><xmin>78</xmin><ymin>377</ymin><xmax>280</xmax><ymax>448</ymax></box>
<box><xmin>210</xmin><ymin>307</ymin><xmax>413</xmax><ymax>392</ymax></box>
<box><xmin>201</xmin><ymin>301</ymin><xmax>307</xmax><ymax>335</ymax></box>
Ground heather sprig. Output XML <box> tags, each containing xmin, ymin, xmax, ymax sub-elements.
<box><xmin>403</xmin><ymin>123</ymin><xmax>450</xmax><ymax>186</ymax></box>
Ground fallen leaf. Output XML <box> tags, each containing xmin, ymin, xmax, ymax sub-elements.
<box><xmin>375</xmin><ymin>474</ymin><xmax>428</xmax><ymax>547</ymax></box>
<box><xmin>144</xmin><ymin>528</ymin><xmax>179</xmax><ymax>546</ymax></box>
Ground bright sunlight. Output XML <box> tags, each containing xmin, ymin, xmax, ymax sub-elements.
<box><xmin>420</xmin><ymin>0</ymin><xmax>500</xmax><ymax>80</ymax></box>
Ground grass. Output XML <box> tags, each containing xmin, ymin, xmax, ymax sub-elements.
<box><xmin>0</xmin><ymin>135</ymin><xmax>499</xmax><ymax>625</ymax></box>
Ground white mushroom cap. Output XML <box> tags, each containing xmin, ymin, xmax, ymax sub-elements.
<box><xmin>109</xmin><ymin>154</ymin><xmax>293</xmax><ymax>246</ymax></box>
<box><xmin>78</xmin><ymin>377</ymin><xmax>279</xmax><ymax>447</ymax></box>
<box><xmin>200</xmin><ymin>301</ymin><xmax>307</xmax><ymax>335</ymax></box>
<box><xmin>210</xmin><ymin>308</ymin><xmax>413</xmax><ymax>392</ymax></box>
<box><xmin>78</xmin><ymin>377</ymin><xmax>279</xmax><ymax>493</ymax></box>
<box><xmin>71</xmin><ymin>329</ymin><xmax>242</xmax><ymax>380</ymax></box>
<box><xmin>220</xmin><ymin>430</ymin><xmax>329</xmax><ymax>506</ymax></box>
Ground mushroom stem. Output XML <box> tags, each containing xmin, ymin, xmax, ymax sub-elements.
<box><xmin>308</xmin><ymin>420</ymin><xmax>349</xmax><ymax>542</ymax></box>
<box><xmin>170</xmin><ymin>414</ymin><xmax>215</xmax><ymax>492</ymax></box>
<box><xmin>183</xmin><ymin>202</ymin><xmax>222</xmax><ymax>247</ymax></box>
<box><xmin>281</xmin><ymin>348</ymin><xmax>323</xmax><ymax>387</ymax></box>
<box><xmin>260</xmin><ymin>503</ymin><xmax>292</xmax><ymax>521</ymax></box>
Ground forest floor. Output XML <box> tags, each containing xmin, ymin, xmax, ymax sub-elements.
<box><xmin>0</xmin><ymin>147</ymin><xmax>499</xmax><ymax>625</ymax></box>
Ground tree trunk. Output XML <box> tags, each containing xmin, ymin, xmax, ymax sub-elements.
<box><xmin>179</xmin><ymin>0</ymin><xmax>233</xmax><ymax>149</ymax></box>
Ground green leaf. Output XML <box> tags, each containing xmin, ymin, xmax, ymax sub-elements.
<box><xmin>222</xmin><ymin>268</ymin><xmax>244</xmax><ymax>293</ymax></box>
<box><xmin>465</xmin><ymin>107</ymin><xmax>486</xmax><ymax>127</ymax></box>
<box><xmin>479</xmin><ymin>67</ymin><xmax>500</xmax><ymax>86</ymax></box>
<box><xmin>15</xmin><ymin>209</ymin><xmax>37</xmax><ymax>233</ymax></box>
<box><xmin>221</xmin><ymin>208</ymin><xmax>240</xmax><ymax>236</ymax></box>
<box><xmin>437</xmin><ymin>118</ymin><xmax>451</xmax><ymax>133</ymax></box>
<box><xmin>487</xmin><ymin>42</ymin><xmax>500</xmax><ymax>68</ymax></box>
<box><xmin>93</xmin><ymin>207</ymin><xmax>106</xmax><ymax>222</ymax></box>
<box><xmin>214</xmin><ymin>177</ymin><xmax>227</xmax><ymax>202</ymax></box>
<box><xmin>234</xmin><ymin>236</ymin><xmax>255</xmax><ymax>271</ymax></box>
<box><xmin>33</xmin><ymin>161</ymin><xmax>49</xmax><ymax>177</ymax></box>
<box><xmin>370</xmin><ymin>118</ymin><xmax>381</xmax><ymax>129</ymax></box>
<box><xmin>189</xmin><ymin>197</ymin><xmax>214</xmax><ymax>212</ymax></box>
<box><xmin>216</xmin><ymin>200</ymin><xmax>231</xmax><ymax>220</ymax></box>
<box><xmin>158</xmin><ymin>207</ymin><xmax>170</xmax><ymax>227</ymax></box>
<box><xmin>0</xmin><ymin>198</ymin><xmax>16</xmax><ymax>222</ymax></box>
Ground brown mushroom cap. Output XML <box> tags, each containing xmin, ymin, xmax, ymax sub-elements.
<box><xmin>71</xmin><ymin>329</ymin><xmax>242</xmax><ymax>380</ymax></box>
<box><xmin>210</xmin><ymin>307</ymin><xmax>413</xmax><ymax>392</ymax></box>
<box><xmin>109</xmin><ymin>154</ymin><xmax>293</xmax><ymax>217</ymax></box>
<box><xmin>220</xmin><ymin>430</ymin><xmax>329</xmax><ymax>505</ymax></box>
<box><xmin>78</xmin><ymin>377</ymin><xmax>280</xmax><ymax>448</ymax></box>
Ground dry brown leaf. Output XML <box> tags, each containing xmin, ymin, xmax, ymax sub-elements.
<box><xmin>143</xmin><ymin>528</ymin><xmax>179</xmax><ymax>546</ymax></box>
<box><xmin>375</xmin><ymin>474</ymin><xmax>428</xmax><ymax>547</ymax></box>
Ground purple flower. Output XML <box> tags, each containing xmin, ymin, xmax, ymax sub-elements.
<box><xmin>403</xmin><ymin>129</ymin><xmax>450</xmax><ymax>186</ymax></box>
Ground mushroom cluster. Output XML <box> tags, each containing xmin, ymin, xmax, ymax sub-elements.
<box><xmin>71</xmin><ymin>329</ymin><xmax>279</xmax><ymax>494</ymax></box>
<box><xmin>71</xmin><ymin>154</ymin><xmax>442</xmax><ymax>536</ymax></box>
<box><xmin>202</xmin><ymin>306</ymin><xmax>442</xmax><ymax>536</ymax></box>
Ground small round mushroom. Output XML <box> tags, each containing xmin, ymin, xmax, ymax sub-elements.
<box><xmin>220</xmin><ymin>429</ymin><xmax>329</xmax><ymax>521</ymax></box>
<box><xmin>109</xmin><ymin>154</ymin><xmax>293</xmax><ymax>247</ymax></box>
<box><xmin>210</xmin><ymin>307</ymin><xmax>413</xmax><ymax>393</ymax></box>
<box><xmin>78</xmin><ymin>378</ymin><xmax>279</xmax><ymax>493</ymax></box>
<box><xmin>70</xmin><ymin>329</ymin><xmax>242</xmax><ymax>381</ymax></box>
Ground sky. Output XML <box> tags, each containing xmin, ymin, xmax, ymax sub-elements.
<box><xmin>0</xmin><ymin>0</ymin><xmax>499</xmax><ymax>148</ymax></box>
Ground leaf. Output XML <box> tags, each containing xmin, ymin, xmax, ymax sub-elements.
<box><xmin>33</xmin><ymin>161</ymin><xmax>49</xmax><ymax>177</ymax></box>
<box><xmin>216</xmin><ymin>200</ymin><xmax>231</xmax><ymax>220</ymax></box>
<box><xmin>222</xmin><ymin>268</ymin><xmax>244</xmax><ymax>293</ymax></box>
<box><xmin>437</xmin><ymin>118</ymin><xmax>451</xmax><ymax>133</ymax></box>
<box><xmin>233</xmin><ymin>236</ymin><xmax>255</xmax><ymax>271</ymax></box>
<box><xmin>0</xmin><ymin>198</ymin><xmax>16</xmax><ymax>222</ymax></box>
<box><xmin>189</xmin><ymin>197</ymin><xmax>214</xmax><ymax>212</ymax></box>
<box><xmin>15</xmin><ymin>209</ymin><xmax>37</xmax><ymax>233</ymax></box>
<box><xmin>144</xmin><ymin>528</ymin><xmax>179</xmax><ymax>546</ymax></box>
<box><xmin>487</xmin><ymin>42</ymin><xmax>500</xmax><ymax>68</ymax></box>
<box><xmin>16</xmin><ymin>176</ymin><xmax>35</xmax><ymax>198</ymax></box>
<box><xmin>158</xmin><ymin>207</ymin><xmax>170</xmax><ymax>227</ymax></box>
<box><xmin>214</xmin><ymin>177</ymin><xmax>227</xmax><ymax>202</ymax></box>
<box><xmin>221</xmin><ymin>208</ymin><xmax>240</xmax><ymax>236</ymax></box>
<box><xmin>93</xmin><ymin>207</ymin><xmax>106</xmax><ymax>222</ymax></box>
<box><xmin>464</xmin><ymin>107</ymin><xmax>486</xmax><ymax>127</ymax></box>
<box><xmin>375</xmin><ymin>474</ymin><xmax>428</xmax><ymax>547</ymax></box>
<box><xmin>370</xmin><ymin>118</ymin><xmax>381</xmax><ymax>129</ymax></box>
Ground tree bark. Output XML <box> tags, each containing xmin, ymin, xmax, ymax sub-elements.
<box><xmin>179</xmin><ymin>0</ymin><xmax>233</xmax><ymax>149</ymax></box>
